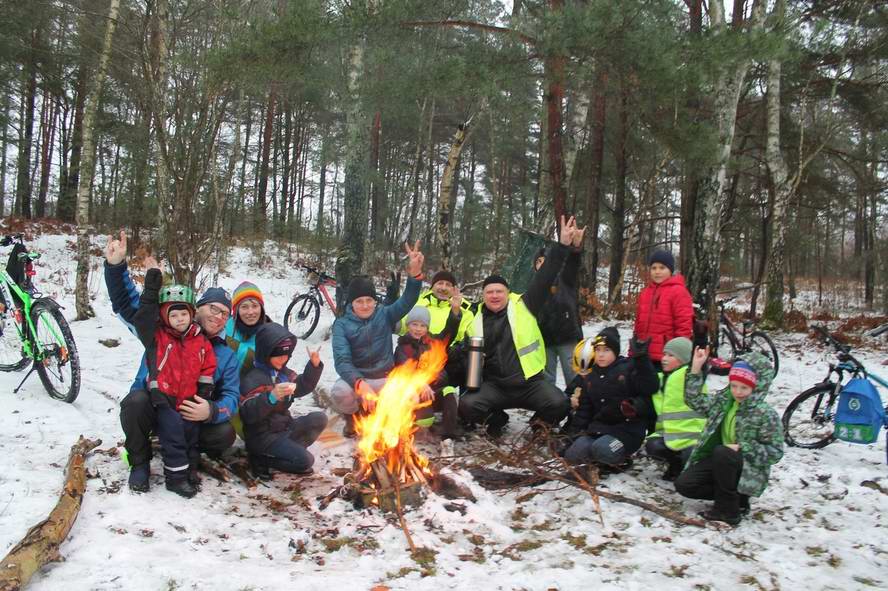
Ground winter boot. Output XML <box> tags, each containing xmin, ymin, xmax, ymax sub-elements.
<box><xmin>187</xmin><ymin>451</ymin><xmax>201</xmax><ymax>487</ymax></box>
<box><xmin>662</xmin><ymin>458</ymin><xmax>684</xmax><ymax>482</ymax></box>
<box><xmin>248</xmin><ymin>453</ymin><xmax>272</xmax><ymax>481</ymax></box>
<box><xmin>128</xmin><ymin>464</ymin><xmax>150</xmax><ymax>493</ymax></box>
<box><xmin>700</xmin><ymin>507</ymin><xmax>741</xmax><ymax>526</ymax></box>
<box><xmin>485</xmin><ymin>410</ymin><xmax>509</xmax><ymax>439</ymax></box>
<box><xmin>739</xmin><ymin>494</ymin><xmax>751</xmax><ymax>515</ymax></box>
<box><xmin>165</xmin><ymin>476</ymin><xmax>198</xmax><ymax>499</ymax></box>
<box><xmin>342</xmin><ymin>413</ymin><xmax>358</xmax><ymax>439</ymax></box>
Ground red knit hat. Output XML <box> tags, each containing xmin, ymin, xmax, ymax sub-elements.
<box><xmin>728</xmin><ymin>360</ymin><xmax>757</xmax><ymax>389</ymax></box>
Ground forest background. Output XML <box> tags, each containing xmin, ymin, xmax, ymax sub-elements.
<box><xmin>0</xmin><ymin>0</ymin><xmax>885</xmax><ymax>331</ymax></box>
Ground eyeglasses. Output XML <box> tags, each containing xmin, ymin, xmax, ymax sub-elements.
<box><xmin>205</xmin><ymin>304</ymin><xmax>230</xmax><ymax>319</ymax></box>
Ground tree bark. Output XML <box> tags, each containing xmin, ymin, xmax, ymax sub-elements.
<box><xmin>608</xmin><ymin>80</ymin><xmax>629</xmax><ymax>304</ymax></box>
<box><xmin>436</xmin><ymin>118</ymin><xmax>474</xmax><ymax>271</ymax></box>
<box><xmin>581</xmin><ymin>68</ymin><xmax>607</xmax><ymax>294</ymax></box>
<box><xmin>544</xmin><ymin>0</ymin><xmax>567</xmax><ymax>229</ymax></box>
<box><xmin>0</xmin><ymin>90</ymin><xmax>8</xmax><ymax>217</ymax></box>
<box><xmin>58</xmin><ymin>71</ymin><xmax>85</xmax><ymax>223</ymax></box>
<box><xmin>15</xmin><ymin>27</ymin><xmax>39</xmax><ymax>219</ymax></box>
<box><xmin>255</xmin><ymin>87</ymin><xmax>276</xmax><ymax>236</ymax></box>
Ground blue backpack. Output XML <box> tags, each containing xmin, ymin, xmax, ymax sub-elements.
<box><xmin>834</xmin><ymin>378</ymin><xmax>886</xmax><ymax>445</ymax></box>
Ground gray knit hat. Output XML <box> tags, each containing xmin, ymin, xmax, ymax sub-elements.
<box><xmin>405</xmin><ymin>306</ymin><xmax>431</xmax><ymax>327</ymax></box>
<box><xmin>663</xmin><ymin>337</ymin><xmax>693</xmax><ymax>365</ymax></box>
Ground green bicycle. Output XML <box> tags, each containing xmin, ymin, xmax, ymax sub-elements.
<box><xmin>0</xmin><ymin>233</ymin><xmax>80</xmax><ymax>402</ymax></box>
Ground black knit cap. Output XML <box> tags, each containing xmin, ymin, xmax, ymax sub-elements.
<box><xmin>594</xmin><ymin>326</ymin><xmax>621</xmax><ymax>355</ymax></box>
<box><xmin>346</xmin><ymin>276</ymin><xmax>377</xmax><ymax>304</ymax></box>
<box><xmin>482</xmin><ymin>274</ymin><xmax>510</xmax><ymax>290</ymax></box>
<box><xmin>648</xmin><ymin>249</ymin><xmax>675</xmax><ymax>274</ymax></box>
<box><xmin>430</xmin><ymin>270</ymin><xmax>457</xmax><ymax>286</ymax></box>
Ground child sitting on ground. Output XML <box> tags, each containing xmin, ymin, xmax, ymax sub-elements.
<box><xmin>394</xmin><ymin>305</ymin><xmax>463</xmax><ymax>440</ymax></box>
<box><xmin>239</xmin><ymin>323</ymin><xmax>325</xmax><ymax>479</ymax></box>
<box><xmin>674</xmin><ymin>349</ymin><xmax>784</xmax><ymax>526</ymax></box>
<box><xmin>132</xmin><ymin>267</ymin><xmax>216</xmax><ymax>498</ymax></box>
<box><xmin>644</xmin><ymin>337</ymin><xmax>706</xmax><ymax>481</ymax></box>
<box><xmin>562</xmin><ymin>327</ymin><xmax>658</xmax><ymax>468</ymax></box>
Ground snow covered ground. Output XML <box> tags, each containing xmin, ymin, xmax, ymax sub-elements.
<box><xmin>1</xmin><ymin>227</ymin><xmax>886</xmax><ymax>591</ymax></box>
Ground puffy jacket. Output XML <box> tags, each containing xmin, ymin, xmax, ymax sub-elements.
<box><xmin>104</xmin><ymin>260</ymin><xmax>239</xmax><ymax>424</ymax></box>
<box><xmin>239</xmin><ymin>323</ymin><xmax>323</xmax><ymax>453</ymax></box>
<box><xmin>332</xmin><ymin>276</ymin><xmax>421</xmax><ymax>387</ymax></box>
<box><xmin>567</xmin><ymin>355</ymin><xmax>658</xmax><ymax>454</ymax></box>
<box><xmin>534</xmin><ymin>249</ymin><xmax>583</xmax><ymax>346</ymax></box>
<box><xmin>683</xmin><ymin>352</ymin><xmax>784</xmax><ymax>497</ymax></box>
<box><xmin>633</xmin><ymin>274</ymin><xmax>694</xmax><ymax>362</ymax></box>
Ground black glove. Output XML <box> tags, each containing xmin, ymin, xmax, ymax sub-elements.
<box><xmin>630</xmin><ymin>336</ymin><xmax>651</xmax><ymax>359</ymax></box>
<box><xmin>149</xmin><ymin>388</ymin><xmax>172</xmax><ymax>409</ymax></box>
<box><xmin>593</xmin><ymin>403</ymin><xmax>624</xmax><ymax>424</ymax></box>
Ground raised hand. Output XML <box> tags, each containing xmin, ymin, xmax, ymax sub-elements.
<box><xmin>572</xmin><ymin>223</ymin><xmax>587</xmax><ymax>248</ymax></box>
<box><xmin>404</xmin><ymin>240</ymin><xmax>425</xmax><ymax>277</ymax></box>
<box><xmin>306</xmin><ymin>345</ymin><xmax>322</xmax><ymax>367</ymax></box>
<box><xmin>691</xmin><ymin>346</ymin><xmax>710</xmax><ymax>375</ymax></box>
<box><xmin>450</xmin><ymin>285</ymin><xmax>463</xmax><ymax>313</ymax></box>
<box><xmin>104</xmin><ymin>230</ymin><xmax>127</xmax><ymax>265</ymax></box>
<box><xmin>559</xmin><ymin>215</ymin><xmax>578</xmax><ymax>246</ymax></box>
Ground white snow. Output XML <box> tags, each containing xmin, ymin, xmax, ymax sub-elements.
<box><xmin>1</xmin><ymin>226</ymin><xmax>886</xmax><ymax>591</ymax></box>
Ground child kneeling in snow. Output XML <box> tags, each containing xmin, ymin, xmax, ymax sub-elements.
<box><xmin>394</xmin><ymin>305</ymin><xmax>463</xmax><ymax>440</ymax></box>
<box><xmin>132</xmin><ymin>267</ymin><xmax>216</xmax><ymax>499</ymax></box>
<box><xmin>239</xmin><ymin>323</ymin><xmax>326</xmax><ymax>479</ymax></box>
<box><xmin>674</xmin><ymin>348</ymin><xmax>784</xmax><ymax>525</ymax></box>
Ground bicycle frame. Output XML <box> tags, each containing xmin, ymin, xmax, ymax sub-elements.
<box><xmin>0</xmin><ymin>271</ymin><xmax>40</xmax><ymax>359</ymax></box>
<box><xmin>315</xmin><ymin>280</ymin><xmax>337</xmax><ymax>312</ymax></box>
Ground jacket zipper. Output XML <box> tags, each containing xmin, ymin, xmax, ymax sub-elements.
<box><xmin>157</xmin><ymin>343</ymin><xmax>173</xmax><ymax>372</ymax></box>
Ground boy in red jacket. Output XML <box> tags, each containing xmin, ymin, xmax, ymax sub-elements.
<box><xmin>133</xmin><ymin>267</ymin><xmax>216</xmax><ymax>498</ymax></box>
<box><xmin>633</xmin><ymin>250</ymin><xmax>694</xmax><ymax>370</ymax></box>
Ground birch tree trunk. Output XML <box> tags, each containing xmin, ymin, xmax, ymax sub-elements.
<box><xmin>74</xmin><ymin>0</ymin><xmax>120</xmax><ymax>321</ymax></box>
<box><xmin>436</xmin><ymin>116</ymin><xmax>476</xmax><ymax>271</ymax></box>
<box><xmin>147</xmin><ymin>0</ymin><xmax>172</xmax><ymax>267</ymax></box>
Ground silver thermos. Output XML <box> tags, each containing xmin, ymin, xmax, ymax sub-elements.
<box><xmin>465</xmin><ymin>336</ymin><xmax>484</xmax><ymax>390</ymax></box>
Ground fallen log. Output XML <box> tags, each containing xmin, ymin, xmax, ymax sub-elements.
<box><xmin>0</xmin><ymin>436</ymin><xmax>101</xmax><ymax>591</ymax></box>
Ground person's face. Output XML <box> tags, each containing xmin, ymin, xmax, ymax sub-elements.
<box><xmin>407</xmin><ymin>321</ymin><xmax>428</xmax><ymax>340</ymax></box>
<box><xmin>650</xmin><ymin>262</ymin><xmax>672</xmax><ymax>284</ymax></box>
<box><xmin>483</xmin><ymin>284</ymin><xmax>509</xmax><ymax>313</ymax></box>
<box><xmin>196</xmin><ymin>302</ymin><xmax>230</xmax><ymax>337</ymax></box>
<box><xmin>352</xmin><ymin>296</ymin><xmax>377</xmax><ymax>320</ymax></box>
<box><xmin>167</xmin><ymin>308</ymin><xmax>192</xmax><ymax>333</ymax></box>
<box><xmin>594</xmin><ymin>345</ymin><xmax>616</xmax><ymax>367</ymax></box>
<box><xmin>730</xmin><ymin>381</ymin><xmax>754</xmax><ymax>403</ymax></box>
<box><xmin>269</xmin><ymin>354</ymin><xmax>289</xmax><ymax>370</ymax></box>
<box><xmin>661</xmin><ymin>352</ymin><xmax>682</xmax><ymax>373</ymax></box>
<box><xmin>534</xmin><ymin>256</ymin><xmax>545</xmax><ymax>271</ymax></box>
<box><xmin>237</xmin><ymin>297</ymin><xmax>263</xmax><ymax>326</ymax></box>
<box><xmin>432</xmin><ymin>280</ymin><xmax>454</xmax><ymax>300</ymax></box>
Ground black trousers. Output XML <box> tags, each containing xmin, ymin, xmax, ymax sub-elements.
<box><xmin>645</xmin><ymin>436</ymin><xmax>694</xmax><ymax>472</ymax></box>
<box><xmin>674</xmin><ymin>445</ymin><xmax>744</xmax><ymax>514</ymax></box>
<box><xmin>120</xmin><ymin>389</ymin><xmax>236</xmax><ymax>468</ymax></box>
<box><xmin>458</xmin><ymin>377</ymin><xmax>570</xmax><ymax>426</ymax></box>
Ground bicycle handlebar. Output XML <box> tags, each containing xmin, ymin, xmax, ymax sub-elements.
<box><xmin>1</xmin><ymin>234</ymin><xmax>24</xmax><ymax>247</ymax></box>
<box><xmin>812</xmin><ymin>324</ymin><xmax>868</xmax><ymax>374</ymax></box>
<box><xmin>301</xmin><ymin>264</ymin><xmax>335</xmax><ymax>283</ymax></box>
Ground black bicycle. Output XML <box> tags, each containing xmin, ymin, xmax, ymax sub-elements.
<box><xmin>713</xmin><ymin>296</ymin><xmax>780</xmax><ymax>376</ymax></box>
<box><xmin>283</xmin><ymin>265</ymin><xmax>338</xmax><ymax>339</ymax></box>
<box><xmin>782</xmin><ymin>325</ymin><xmax>888</xmax><ymax>449</ymax></box>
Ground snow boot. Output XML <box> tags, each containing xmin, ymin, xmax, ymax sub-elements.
<box><xmin>700</xmin><ymin>507</ymin><xmax>741</xmax><ymax>526</ymax></box>
<box><xmin>485</xmin><ymin>410</ymin><xmax>509</xmax><ymax>439</ymax></box>
<box><xmin>128</xmin><ymin>463</ymin><xmax>150</xmax><ymax>493</ymax></box>
<box><xmin>248</xmin><ymin>453</ymin><xmax>272</xmax><ymax>481</ymax></box>
<box><xmin>165</xmin><ymin>476</ymin><xmax>197</xmax><ymax>499</ymax></box>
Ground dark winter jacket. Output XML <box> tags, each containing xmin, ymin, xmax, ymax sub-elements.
<box><xmin>567</xmin><ymin>354</ymin><xmax>658</xmax><ymax>454</ymax></box>
<box><xmin>394</xmin><ymin>309</ymin><xmax>461</xmax><ymax>390</ymax></box>
<box><xmin>534</xmin><ymin>248</ymin><xmax>583</xmax><ymax>346</ymax></box>
<box><xmin>478</xmin><ymin>243</ymin><xmax>570</xmax><ymax>387</ymax></box>
<box><xmin>104</xmin><ymin>260</ymin><xmax>240</xmax><ymax>424</ymax></box>
<box><xmin>332</xmin><ymin>276</ymin><xmax>421</xmax><ymax>387</ymax></box>
<box><xmin>132</xmin><ymin>268</ymin><xmax>216</xmax><ymax>409</ymax></box>
<box><xmin>239</xmin><ymin>323</ymin><xmax>323</xmax><ymax>454</ymax></box>
<box><xmin>633</xmin><ymin>274</ymin><xmax>694</xmax><ymax>362</ymax></box>
<box><xmin>684</xmin><ymin>352</ymin><xmax>783</xmax><ymax>497</ymax></box>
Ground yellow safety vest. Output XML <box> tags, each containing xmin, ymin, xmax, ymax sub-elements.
<box><xmin>467</xmin><ymin>293</ymin><xmax>546</xmax><ymax>379</ymax></box>
<box><xmin>651</xmin><ymin>365</ymin><xmax>707</xmax><ymax>451</ymax></box>
<box><xmin>398</xmin><ymin>290</ymin><xmax>474</xmax><ymax>345</ymax></box>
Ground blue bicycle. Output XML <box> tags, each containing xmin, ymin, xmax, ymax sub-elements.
<box><xmin>782</xmin><ymin>325</ymin><xmax>888</xmax><ymax>448</ymax></box>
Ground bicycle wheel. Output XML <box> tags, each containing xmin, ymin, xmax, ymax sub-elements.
<box><xmin>782</xmin><ymin>383</ymin><xmax>837</xmax><ymax>448</ymax></box>
<box><xmin>718</xmin><ymin>328</ymin><xmax>738</xmax><ymax>361</ymax></box>
<box><xmin>284</xmin><ymin>294</ymin><xmax>320</xmax><ymax>340</ymax></box>
<box><xmin>747</xmin><ymin>330</ymin><xmax>780</xmax><ymax>376</ymax></box>
<box><xmin>0</xmin><ymin>288</ymin><xmax>29</xmax><ymax>371</ymax></box>
<box><xmin>31</xmin><ymin>301</ymin><xmax>81</xmax><ymax>403</ymax></box>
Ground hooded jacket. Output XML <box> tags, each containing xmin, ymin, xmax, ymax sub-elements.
<box><xmin>239</xmin><ymin>323</ymin><xmax>323</xmax><ymax>454</ymax></box>
<box><xmin>633</xmin><ymin>274</ymin><xmax>694</xmax><ymax>362</ymax></box>
<box><xmin>534</xmin><ymin>249</ymin><xmax>583</xmax><ymax>346</ymax></box>
<box><xmin>683</xmin><ymin>352</ymin><xmax>784</xmax><ymax>497</ymax></box>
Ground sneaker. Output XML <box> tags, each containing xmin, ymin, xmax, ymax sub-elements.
<box><xmin>700</xmin><ymin>508</ymin><xmax>741</xmax><ymax>526</ymax></box>
<box><xmin>485</xmin><ymin>410</ymin><xmax>509</xmax><ymax>439</ymax></box>
<box><xmin>128</xmin><ymin>464</ymin><xmax>150</xmax><ymax>493</ymax></box>
<box><xmin>248</xmin><ymin>454</ymin><xmax>272</xmax><ymax>481</ymax></box>
<box><xmin>165</xmin><ymin>477</ymin><xmax>198</xmax><ymax>499</ymax></box>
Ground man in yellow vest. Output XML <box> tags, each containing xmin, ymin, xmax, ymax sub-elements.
<box><xmin>644</xmin><ymin>337</ymin><xmax>706</xmax><ymax>480</ymax></box>
<box><xmin>459</xmin><ymin>216</ymin><xmax>583</xmax><ymax>437</ymax></box>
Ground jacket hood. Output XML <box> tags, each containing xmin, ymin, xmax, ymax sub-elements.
<box><xmin>255</xmin><ymin>322</ymin><xmax>296</xmax><ymax>364</ymax></box>
<box><xmin>735</xmin><ymin>351</ymin><xmax>775</xmax><ymax>405</ymax></box>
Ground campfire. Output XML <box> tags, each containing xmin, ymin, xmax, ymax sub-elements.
<box><xmin>352</xmin><ymin>339</ymin><xmax>448</xmax><ymax>512</ymax></box>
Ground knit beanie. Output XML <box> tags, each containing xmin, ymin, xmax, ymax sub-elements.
<box><xmin>593</xmin><ymin>326</ymin><xmax>621</xmax><ymax>355</ymax></box>
<box><xmin>430</xmin><ymin>270</ymin><xmax>457</xmax><ymax>287</ymax></box>
<box><xmin>729</xmin><ymin>360</ymin><xmax>757</xmax><ymax>389</ymax></box>
<box><xmin>663</xmin><ymin>337</ymin><xmax>693</xmax><ymax>365</ymax></box>
<box><xmin>482</xmin><ymin>274</ymin><xmax>510</xmax><ymax>290</ymax></box>
<box><xmin>231</xmin><ymin>281</ymin><xmax>264</xmax><ymax>313</ymax></box>
<box><xmin>347</xmin><ymin>276</ymin><xmax>377</xmax><ymax>304</ymax></box>
<box><xmin>404</xmin><ymin>306</ymin><xmax>431</xmax><ymax>327</ymax></box>
<box><xmin>648</xmin><ymin>249</ymin><xmax>675</xmax><ymax>274</ymax></box>
<box><xmin>196</xmin><ymin>287</ymin><xmax>231</xmax><ymax>310</ymax></box>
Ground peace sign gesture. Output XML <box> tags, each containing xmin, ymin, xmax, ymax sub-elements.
<box><xmin>404</xmin><ymin>240</ymin><xmax>425</xmax><ymax>277</ymax></box>
<box><xmin>306</xmin><ymin>345</ymin><xmax>322</xmax><ymax>368</ymax></box>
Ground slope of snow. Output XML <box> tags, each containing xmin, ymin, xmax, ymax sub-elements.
<box><xmin>0</xmin><ymin>228</ymin><xmax>886</xmax><ymax>591</ymax></box>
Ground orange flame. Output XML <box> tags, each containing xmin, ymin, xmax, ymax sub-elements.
<box><xmin>355</xmin><ymin>338</ymin><xmax>448</xmax><ymax>480</ymax></box>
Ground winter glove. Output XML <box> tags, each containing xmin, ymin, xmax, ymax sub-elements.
<box><xmin>629</xmin><ymin>336</ymin><xmax>651</xmax><ymax>359</ymax></box>
<box><xmin>593</xmin><ymin>403</ymin><xmax>625</xmax><ymax>425</ymax></box>
<box><xmin>142</xmin><ymin>268</ymin><xmax>163</xmax><ymax>302</ymax></box>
